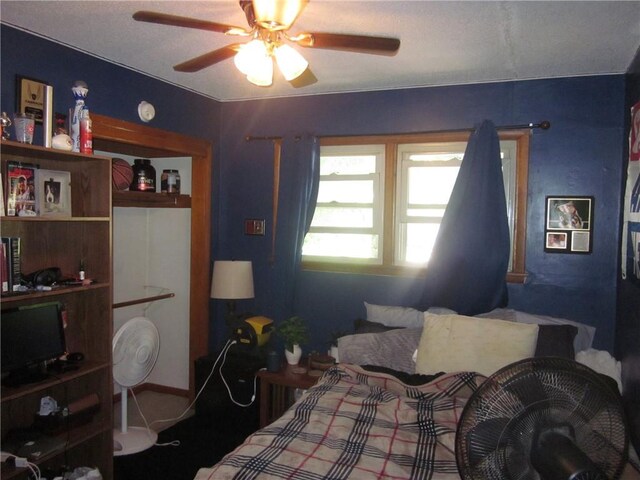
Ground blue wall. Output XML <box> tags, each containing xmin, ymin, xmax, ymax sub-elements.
<box><xmin>0</xmin><ymin>27</ymin><xmax>222</xmax><ymax>152</ymax></box>
<box><xmin>1</xmin><ymin>25</ymin><xmax>628</xmax><ymax>354</ymax></box>
<box><xmin>218</xmin><ymin>78</ymin><xmax>627</xmax><ymax>352</ymax></box>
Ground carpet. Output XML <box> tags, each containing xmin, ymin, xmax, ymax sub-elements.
<box><xmin>113</xmin><ymin>415</ymin><xmax>249</xmax><ymax>480</ymax></box>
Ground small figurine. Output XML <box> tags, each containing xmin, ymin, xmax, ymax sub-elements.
<box><xmin>1</xmin><ymin>111</ymin><xmax>11</xmax><ymax>140</ymax></box>
<box><xmin>70</xmin><ymin>81</ymin><xmax>89</xmax><ymax>152</ymax></box>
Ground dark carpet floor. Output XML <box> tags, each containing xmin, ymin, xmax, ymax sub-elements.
<box><xmin>113</xmin><ymin>415</ymin><xmax>250</xmax><ymax>480</ymax></box>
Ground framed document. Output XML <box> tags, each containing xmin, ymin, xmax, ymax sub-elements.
<box><xmin>16</xmin><ymin>75</ymin><xmax>51</xmax><ymax>125</ymax></box>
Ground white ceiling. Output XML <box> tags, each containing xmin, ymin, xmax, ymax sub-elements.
<box><xmin>1</xmin><ymin>1</ymin><xmax>639</xmax><ymax>102</ymax></box>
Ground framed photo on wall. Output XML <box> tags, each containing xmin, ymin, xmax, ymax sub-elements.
<box><xmin>16</xmin><ymin>75</ymin><xmax>50</xmax><ymax>124</ymax></box>
<box><xmin>545</xmin><ymin>196</ymin><xmax>594</xmax><ymax>254</ymax></box>
<box><xmin>35</xmin><ymin>169</ymin><xmax>71</xmax><ymax>217</ymax></box>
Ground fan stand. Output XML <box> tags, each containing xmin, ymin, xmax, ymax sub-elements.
<box><xmin>113</xmin><ymin>386</ymin><xmax>158</xmax><ymax>456</ymax></box>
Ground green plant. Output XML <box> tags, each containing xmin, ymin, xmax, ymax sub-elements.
<box><xmin>276</xmin><ymin>316</ymin><xmax>309</xmax><ymax>353</ymax></box>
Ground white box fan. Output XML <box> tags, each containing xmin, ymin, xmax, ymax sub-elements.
<box><xmin>112</xmin><ymin>317</ymin><xmax>160</xmax><ymax>456</ymax></box>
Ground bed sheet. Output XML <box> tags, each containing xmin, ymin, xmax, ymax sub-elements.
<box><xmin>194</xmin><ymin>364</ymin><xmax>485</xmax><ymax>480</ymax></box>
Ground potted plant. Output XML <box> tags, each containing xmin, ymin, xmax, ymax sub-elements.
<box><xmin>276</xmin><ymin>316</ymin><xmax>309</xmax><ymax>365</ymax></box>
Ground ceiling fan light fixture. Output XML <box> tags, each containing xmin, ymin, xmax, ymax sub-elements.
<box><xmin>274</xmin><ymin>44</ymin><xmax>308</xmax><ymax>81</ymax></box>
<box><xmin>246</xmin><ymin>56</ymin><xmax>274</xmax><ymax>86</ymax></box>
<box><xmin>234</xmin><ymin>39</ymin><xmax>269</xmax><ymax>75</ymax></box>
<box><xmin>252</xmin><ymin>0</ymin><xmax>308</xmax><ymax>30</ymax></box>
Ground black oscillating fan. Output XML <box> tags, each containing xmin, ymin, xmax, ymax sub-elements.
<box><xmin>456</xmin><ymin>357</ymin><xmax>629</xmax><ymax>480</ymax></box>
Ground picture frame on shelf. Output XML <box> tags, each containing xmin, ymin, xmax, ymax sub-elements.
<box><xmin>16</xmin><ymin>75</ymin><xmax>51</xmax><ymax>125</ymax></box>
<box><xmin>5</xmin><ymin>161</ymin><xmax>37</xmax><ymax>217</ymax></box>
<box><xmin>544</xmin><ymin>196</ymin><xmax>594</xmax><ymax>254</ymax></box>
<box><xmin>35</xmin><ymin>169</ymin><xmax>72</xmax><ymax>217</ymax></box>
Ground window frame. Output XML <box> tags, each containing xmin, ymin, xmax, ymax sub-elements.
<box><xmin>303</xmin><ymin>131</ymin><xmax>530</xmax><ymax>283</ymax></box>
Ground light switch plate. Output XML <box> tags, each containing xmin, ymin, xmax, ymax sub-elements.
<box><xmin>245</xmin><ymin>219</ymin><xmax>265</xmax><ymax>236</ymax></box>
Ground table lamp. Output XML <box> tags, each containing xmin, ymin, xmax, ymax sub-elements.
<box><xmin>210</xmin><ymin>260</ymin><xmax>254</xmax><ymax>323</ymax></box>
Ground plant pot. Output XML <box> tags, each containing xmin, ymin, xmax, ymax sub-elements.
<box><xmin>329</xmin><ymin>345</ymin><xmax>340</xmax><ymax>363</ymax></box>
<box><xmin>285</xmin><ymin>344</ymin><xmax>302</xmax><ymax>365</ymax></box>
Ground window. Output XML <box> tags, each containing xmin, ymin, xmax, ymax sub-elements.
<box><xmin>302</xmin><ymin>131</ymin><xmax>529</xmax><ymax>283</ymax></box>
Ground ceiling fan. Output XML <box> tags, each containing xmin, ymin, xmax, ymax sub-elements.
<box><xmin>133</xmin><ymin>0</ymin><xmax>400</xmax><ymax>87</ymax></box>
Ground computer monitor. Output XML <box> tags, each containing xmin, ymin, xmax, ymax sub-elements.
<box><xmin>1</xmin><ymin>301</ymin><xmax>66</xmax><ymax>387</ymax></box>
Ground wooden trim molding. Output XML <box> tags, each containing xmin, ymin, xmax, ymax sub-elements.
<box><xmin>93</xmin><ymin>114</ymin><xmax>212</xmax><ymax>400</ymax></box>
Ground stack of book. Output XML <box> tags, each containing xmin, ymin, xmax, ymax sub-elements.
<box><xmin>1</xmin><ymin>237</ymin><xmax>21</xmax><ymax>293</ymax></box>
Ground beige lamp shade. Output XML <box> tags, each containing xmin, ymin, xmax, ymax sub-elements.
<box><xmin>210</xmin><ymin>261</ymin><xmax>255</xmax><ymax>299</ymax></box>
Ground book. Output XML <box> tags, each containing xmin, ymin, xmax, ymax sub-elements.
<box><xmin>0</xmin><ymin>172</ymin><xmax>5</xmax><ymax>216</ymax></box>
<box><xmin>0</xmin><ymin>241</ymin><xmax>7</xmax><ymax>293</ymax></box>
<box><xmin>6</xmin><ymin>161</ymin><xmax>38</xmax><ymax>217</ymax></box>
<box><xmin>1</xmin><ymin>237</ymin><xmax>21</xmax><ymax>292</ymax></box>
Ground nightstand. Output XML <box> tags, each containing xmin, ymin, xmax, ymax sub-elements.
<box><xmin>257</xmin><ymin>360</ymin><xmax>322</xmax><ymax>427</ymax></box>
<box><xmin>195</xmin><ymin>349</ymin><xmax>264</xmax><ymax>433</ymax></box>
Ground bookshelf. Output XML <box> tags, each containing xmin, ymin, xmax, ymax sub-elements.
<box><xmin>1</xmin><ymin>141</ymin><xmax>113</xmax><ymax>479</ymax></box>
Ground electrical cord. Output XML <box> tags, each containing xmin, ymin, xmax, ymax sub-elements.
<box><xmin>3</xmin><ymin>453</ymin><xmax>41</xmax><ymax>479</ymax></box>
<box><xmin>219</xmin><ymin>342</ymin><xmax>258</xmax><ymax>407</ymax></box>
<box><xmin>128</xmin><ymin>339</ymin><xmax>242</xmax><ymax>447</ymax></box>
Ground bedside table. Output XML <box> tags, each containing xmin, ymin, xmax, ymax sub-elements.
<box><xmin>257</xmin><ymin>360</ymin><xmax>322</xmax><ymax>427</ymax></box>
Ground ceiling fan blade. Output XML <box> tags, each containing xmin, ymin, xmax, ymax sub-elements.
<box><xmin>133</xmin><ymin>11</ymin><xmax>246</xmax><ymax>35</ymax></box>
<box><xmin>294</xmin><ymin>32</ymin><xmax>400</xmax><ymax>55</ymax></box>
<box><xmin>174</xmin><ymin>44</ymin><xmax>241</xmax><ymax>73</ymax></box>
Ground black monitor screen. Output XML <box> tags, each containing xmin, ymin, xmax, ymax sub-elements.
<box><xmin>1</xmin><ymin>302</ymin><xmax>66</xmax><ymax>375</ymax></box>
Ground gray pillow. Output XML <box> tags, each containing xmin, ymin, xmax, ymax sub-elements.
<box><xmin>338</xmin><ymin>328</ymin><xmax>423</xmax><ymax>374</ymax></box>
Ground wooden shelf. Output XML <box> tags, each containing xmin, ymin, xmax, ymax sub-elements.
<box><xmin>1</xmin><ymin>141</ymin><xmax>113</xmax><ymax>479</ymax></box>
<box><xmin>0</xmin><ymin>282</ymin><xmax>110</xmax><ymax>305</ymax></box>
<box><xmin>1</xmin><ymin>361</ymin><xmax>110</xmax><ymax>402</ymax></box>
<box><xmin>1</xmin><ymin>216</ymin><xmax>110</xmax><ymax>223</ymax></box>
<box><xmin>113</xmin><ymin>191</ymin><xmax>191</xmax><ymax>208</ymax></box>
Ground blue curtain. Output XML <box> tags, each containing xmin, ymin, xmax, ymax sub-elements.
<box><xmin>421</xmin><ymin>120</ymin><xmax>510</xmax><ymax>315</ymax></box>
<box><xmin>270</xmin><ymin>135</ymin><xmax>320</xmax><ymax>321</ymax></box>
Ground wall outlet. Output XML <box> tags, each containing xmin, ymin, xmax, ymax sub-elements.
<box><xmin>244</xmin><ymin>219</ymin><xmax>265</xmax><ymax>236</ymax></box>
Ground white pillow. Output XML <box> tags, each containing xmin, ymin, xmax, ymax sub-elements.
<box><xmin>576</xmin><ymin>349</ymin><xmax>623</xmax><ymax>393</ymax></box>
<box><xmin>415</xmin><ymin>313</ymin><xmax>539</xmax><ymax>377</ymax></box>
<box><xmin>479</xmin><ymin>308</ymin><xmax>595</xmax><ymax>353</ymax></box>
<box><xmin>364</xmin><ymin>302</ymin><xmax>424</xmax><ymax>328</ymax></box>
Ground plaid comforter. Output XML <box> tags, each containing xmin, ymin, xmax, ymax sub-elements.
<box><xmin>194</xmin><ymin>364</ymin><xmax>485</xmax><ymax>480</ymax></box>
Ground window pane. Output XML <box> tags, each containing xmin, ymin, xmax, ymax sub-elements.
<box><xmin>408</xmin><ymin>166</ymin><xmax>459</xmax><ymax>204</ymax></box>
<box><xmin>317</xmin><ymin>180</ymin><xmax>373</xmax><ymax>203</ymax></box>
<box><xmin>320</xmin><ymin>155</ymin><xmax>376</xmax><ymax>175</ymax></box>
<box><xmin>408</xmin><ymin>152</ymin><xmax>464</xmax><ymax>162</ymax></box>
<box><xmin>311</xmin><ymin>206</ymin><xmax>373</xmax><ymax>228</ymax></box>
<box><xmin>407</xmin><ymin>208</ymin><xmax>446</xmax><ymax>217</ymax></box>
<box><xmin>404</xmin><ymin>223</ymin><xmax>440</xmax><ymax>264</ymax></box>
<box><xmin>302</xmin><ymin>233</ymin><xmax>378</xmax><ymax>259</ymax></box>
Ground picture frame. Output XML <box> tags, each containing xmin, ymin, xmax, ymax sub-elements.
<box><xmin>16</xmin><ymin>75</ymin><xmax>51</xmax><ymax>125</ymax></box>
<box><xmin>545</xmin><ymin>196</ymin><xmax>594</xmax><ymax>254</ymax></box>
<box><xmin>35</xmin><ymin>169</ymin><xmax>72</xmax><ymax>217</ymax></box>
<box><xmin>5</xmin><ymin>161</ymin><xmax>38</xmax><ymax>217</ymax></box>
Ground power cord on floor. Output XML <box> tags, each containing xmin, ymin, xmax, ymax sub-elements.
<box><xmin>127</xmin><ymin>339</ymin><xmax>241</xmax><ymax>447</ymax></box>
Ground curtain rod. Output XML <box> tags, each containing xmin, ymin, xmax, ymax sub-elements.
<box><xmin>495</xmin><ymin>120</ymin><xmax>550</xmax><ymax>131</ymax></box>
<box><xmin>244</xmin><ymin>121</ymin><xmax>550</xmax><ymax>143</ymax></box>
<box><xmin>418</xmin><ymin>120</ymin><xmax>551</xmax><ymax>135</ymax></box>
<box><xmin>245</xmin><ymin>135</ymin><xmax>302</xmax><ymax>142</ymax></box>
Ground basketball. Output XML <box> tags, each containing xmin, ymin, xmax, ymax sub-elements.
<box><xmin>112</xmin><ymin>158</ymin><xmax>133</xmax><ymax>191</ymax></box>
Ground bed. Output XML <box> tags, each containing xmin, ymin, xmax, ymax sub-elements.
<box><xmin>195</xmin><ymin>308</ymin><xmax>639</xmax><ymax>480</ymax></box>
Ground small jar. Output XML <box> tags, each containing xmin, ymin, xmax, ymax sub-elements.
<box><xmin>130</xmin><ymin>158</ymin><xmax>156</xmax><ymax>192</ymax></box>
<box><xmin>161</xmin><ymin>169</ymin><xmax>180</xmax><ymax>194</ymax></box>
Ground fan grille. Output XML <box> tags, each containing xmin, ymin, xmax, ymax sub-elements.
<box><xmin>456</xmin><ymin>357</ymin><xmax>628</xmax><ymax>480</ymax></box>
<box><xmin>113</xmin><ymin>317</ymin><xmax>160</xmax><ymax>388</ymax></box>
